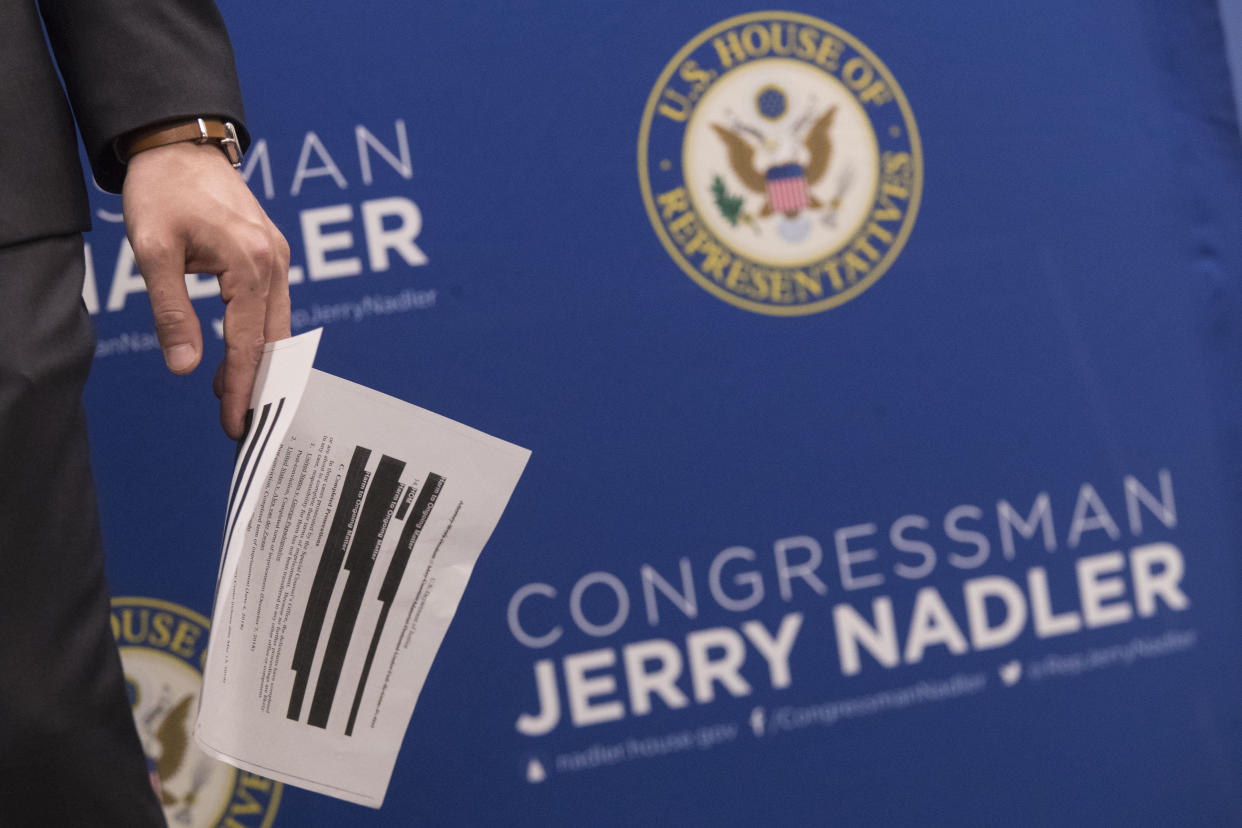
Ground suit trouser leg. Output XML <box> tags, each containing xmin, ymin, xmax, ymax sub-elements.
<box><xmin>0</xmin><ymin>234</ymin><xmax>166</xmax><ymax>827</ymax></box>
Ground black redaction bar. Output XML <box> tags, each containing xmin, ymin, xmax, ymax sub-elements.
<box><xmin>394</xmin><ymin>485</ymin><xmax>415</xmax><ymax>521</ymax></box>
<box><xmin>308</xmin><ymin>454</ymin><xmax>406</xmax><ymax>729</ymax></box>
<box><xmin>287</xmin><ymin>445</ymin><xmax>372</xmax><ymax>721</ymax></box>
<box><xmin>222</xmin><ymin>400</ymin><xmax>283</xmax><ymax>559</ymax></box>
<box><xmin>345</xmin><ymin>472</ymin><xmax>445</xmax><ymax>736</ymax></box>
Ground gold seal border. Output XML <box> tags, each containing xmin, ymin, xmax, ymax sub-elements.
<box><xmin>638</xmin><ymin>10</ymin><xmax>924</xmax><ymax>316</ymax></box>
<box><xmin>112</xmin><ymin>595</ymin><xmax>284</xmax><ymax>828</ymax></box>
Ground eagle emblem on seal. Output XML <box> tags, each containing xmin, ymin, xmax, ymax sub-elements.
<box><xmin>710</xmin><ymin>104</ymin><xmax>837</xmax><ymax>221</ymax></box>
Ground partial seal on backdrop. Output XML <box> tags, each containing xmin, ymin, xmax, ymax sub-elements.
<box><xmin>111</xmin><ymin>596</ymin><xmax>283</xmax><ymax>828</ymax></box>
<box><xmin>639</xmin><ymin>12</ymin><xmax>923</xmax><ymax>315</ymax></box>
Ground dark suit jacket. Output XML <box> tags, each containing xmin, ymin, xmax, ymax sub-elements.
<box><xmin>1</xmin><ymin>0</ymin><xmax>251</xmax><ymax>247</ymax></box>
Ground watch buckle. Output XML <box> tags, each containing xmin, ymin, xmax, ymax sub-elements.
<box><xmin>195</xmin><ymin>117</ymin><xmax>243</xmax><ymax>169</ymax></box>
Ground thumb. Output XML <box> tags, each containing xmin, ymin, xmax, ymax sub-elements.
<box><xmin>141</xmin><ymin>259</ymin><xmax>203</xmax><ymax>374</ymax></box>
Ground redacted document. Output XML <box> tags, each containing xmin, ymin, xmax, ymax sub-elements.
<box><xmin>195</xmin><ymin>328</ymin><xmax>530</xmax><ymax>807</ymax></box>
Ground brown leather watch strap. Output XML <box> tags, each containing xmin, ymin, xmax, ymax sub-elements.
<box><xmin>121</xmin><ymin>118</ymin><xmax>243</xmax><ymax>168</ymax></box>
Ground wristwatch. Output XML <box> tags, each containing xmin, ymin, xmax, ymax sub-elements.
<box><xmin>120</xmin><ymin>118</ymin><xmax>243</xmax><ymax>168</ymax></box>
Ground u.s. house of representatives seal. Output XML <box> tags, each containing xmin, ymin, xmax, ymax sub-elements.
<box><xmin>639</xmin><ymin>12</ymin><xmax>922</xmax><ymax>315</ymax></box>
<box><xmin>111</xmin><ymin>596</ymin><xmax>282</xmax><ymax>828</ymax></box>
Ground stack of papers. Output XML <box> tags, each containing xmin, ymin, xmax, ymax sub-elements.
<box><xmin>194</xmin><ymin>329</ymin><xmax>529</xmax><ymax>807</ymax></box>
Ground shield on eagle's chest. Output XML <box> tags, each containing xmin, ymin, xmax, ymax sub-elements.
<box><xmin>765</xmin><ymin>163</ymin><xmax>809</xmax><ymax>213</ymax></box>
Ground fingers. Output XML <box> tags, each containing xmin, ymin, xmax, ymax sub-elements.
<box><xmin>213</xmin><ymin>358</ymin><xmax>226</xmax><ymax>401</ymax></box>
<box><xmin>131</xmin><ymin>234</ymin><xmax>203</xmax><ymax>374</ymax></box>
<box><xmin>265</xmin><ymin>234</ymin><xmax>293</xmax><ymax>342</ymax></box>
<box><xmin>215</xmin><ymin>224</ymin><xmax>281</xmax><ymax>440</ymax></box>
<box><xmin>216</xmin><ymin>305</ymin><xmax>265</xmax><ymax>439</ymax></box>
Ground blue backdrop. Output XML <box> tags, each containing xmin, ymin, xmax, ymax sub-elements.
<box><xmin>85</xmin><ymin>1</ymin><xmax>1242</xmax><ymax>825</ymax></box>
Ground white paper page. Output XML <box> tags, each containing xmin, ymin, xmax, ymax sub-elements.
<box><xmin>211</xmin><ymin>329</ymin><xmax>322</xmax><ymax>628</ymax></box>
<box><xmin>196</xmin><ymin>340</ymin><xmax>530</xmax><ymax>808</ymax></box>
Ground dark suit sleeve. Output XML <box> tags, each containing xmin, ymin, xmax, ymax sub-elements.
<box><xmin>37</xmin><ymin>0</ymin><xmax>251</xmax><ymax>193</ymax></box>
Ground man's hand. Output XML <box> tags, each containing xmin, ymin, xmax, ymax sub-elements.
<box><xmin>122</xmin><ymin>142</ymin><xmax>291</xmax><ymax>440</ymax></box>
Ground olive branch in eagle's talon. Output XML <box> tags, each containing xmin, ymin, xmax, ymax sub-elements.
<box><xmin>712</xmin><ymin>175</ymin><xmax>757</xmax><ymax>232</ymax></box>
